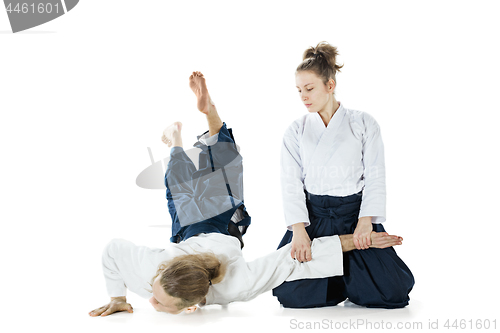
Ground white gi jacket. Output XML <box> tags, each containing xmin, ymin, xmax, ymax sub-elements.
<box><xmin>101</xmin><ymin>233</ymin><xmax>343</xmax><ymax>305</ymax></box>
<box><xmin>281</xmin><ymin>103</ymin><xmax>386</xmax><ymax>230</ymax></box>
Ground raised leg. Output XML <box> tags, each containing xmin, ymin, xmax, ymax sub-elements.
<box><xmin>162</xmin><ymin>121</ymin><xmax>195</xmax><ymax>186</ymax></box>
<box><xmin>189</xmin><ymin>71</ymin><xmax>223</xmax><ymax>136</ymax></box>
<box><xmin>162</xmin><ymin>121</ymin><xmax>196</xmax><ymax>233</ymax></box>
<box><xmin>165</xmin><ymin>72</ymin><xmax>250</xmax><ymax>243</ymax></box>
<box><xmin>162</xmin><ymin>122</ymin><xmax>183</xmax><ymax>148</ymax></box>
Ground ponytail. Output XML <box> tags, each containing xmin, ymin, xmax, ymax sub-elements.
<box><xmin>150</xmin><ymin>252</ymin><xmax>227</xmax><ymax>310</ymax></box>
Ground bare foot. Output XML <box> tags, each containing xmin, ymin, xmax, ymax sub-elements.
<box><xmin>162</xmin><ymin>122</ymin><xmax>183</xmax><ymax>147</ymax></box>
<box><xmin>189</xmin><ymin>71</ymin><xmax>212</xmax><ymax>114</ymax></box>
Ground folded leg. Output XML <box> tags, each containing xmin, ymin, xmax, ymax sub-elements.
<box><xmin>343</xmin><ymin>224</ymin><xmax>415</xmax><ymax>309</ymax></box>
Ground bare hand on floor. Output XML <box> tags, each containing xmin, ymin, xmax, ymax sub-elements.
<box><xmin>89</xmin><ymin>296</ymin><xmax>133</xmax><ymax>317</ymax></box>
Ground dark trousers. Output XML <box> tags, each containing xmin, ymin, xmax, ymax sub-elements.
<box><xmin>165</xmin><ymin>123</ymin><xmax>250</xmax><ymax>246</ymax></box>
<box><xmin>272</xmin><ymin>190</ymin><xmax>414</xmax><ymax>309</ymax></box>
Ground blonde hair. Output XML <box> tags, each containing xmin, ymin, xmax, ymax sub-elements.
<box><xmin>296</xmin><ymin>41</ymin><xmax>344</xmax><ymax>85</ymax></box>
<box><xmin>149</xmin><ymin>252</ymin><xmax>227</xmax><ymax>310</ymax></box>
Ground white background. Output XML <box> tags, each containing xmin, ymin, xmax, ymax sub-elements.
<box><xmin>1</xmin><ymin>1</ymin><xmax>499</xmax><ymax>332</ymax></box>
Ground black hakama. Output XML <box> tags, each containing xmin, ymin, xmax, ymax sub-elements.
<box><xmin>272</xmin><ymin>190</ymin><xmax>414</xmax><ymax>308</ymax></box>
<box><xmin>165</xmin><ymin>123</ymin><xmax>250</xmax><ymax>246</ymax></box>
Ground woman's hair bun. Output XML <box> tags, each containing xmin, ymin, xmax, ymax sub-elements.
<box><xmin>298</xmin><ymin>41</ymin><xmax>344</xmax><ymax>84</ymax></box>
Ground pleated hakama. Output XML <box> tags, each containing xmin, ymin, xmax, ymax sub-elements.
<box><xmin>272</xmin><ymin>190</ymin><xmax>414</xmax><ymax>308</ymax></box>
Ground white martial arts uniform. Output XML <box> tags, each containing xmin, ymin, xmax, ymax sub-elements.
<box><xmin>281</xmin><ymin>103</ymin><xmax>386</xmax><ymax>230</ymax></box>
<box><xmin>102</xmin><ymin>233</ymin><xmax>343</xmax><ymax>305</ymax></box>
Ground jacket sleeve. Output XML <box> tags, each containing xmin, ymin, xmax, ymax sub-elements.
<box><xmin>281</xmin><ymin>122</ymin><xmax>310</xmax><ymax>230</ymax></box>
<box><xmin>101</xmin><ymin>238</ymin><xmax>168</xmax><ymax>299</ymax></box>
<box><xmin>359</xmin><ymin>113</ymin><xmax>386</xmax><ymax>223</ymax></box>
<box><xmin>212</xmin><ymin>235</ymin><xmax>344</xmax><ymax>304</ymax></box>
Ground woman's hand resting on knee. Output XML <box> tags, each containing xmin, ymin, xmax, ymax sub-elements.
<box><xmin>89</xmin><ymin>296</ymin><xmax>133</xmax><ymax>317</ymax></box>
<box><xmin>291</xmin><ymin>223</ymin><xmax>312</xmax><ymax>262</ymax></box>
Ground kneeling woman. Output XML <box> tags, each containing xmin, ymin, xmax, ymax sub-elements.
<box><xmin>89</xmin><ymin>72</ymin><xmax>404</xmax><ymax>316</ymax></box>
<box><xmin>273</xmin><ymin>42</ymin><xmax>414</xmax><ymax>309</ymax></box>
